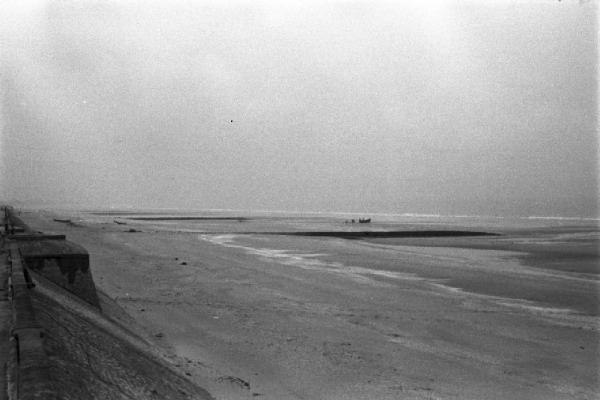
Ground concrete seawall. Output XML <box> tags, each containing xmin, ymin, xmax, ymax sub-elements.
<box><xmin>6</xmin><ymin>245</ymin><xmax>56</xmax><ymax>400</ymax></box>
<box><xmin>4</xmin><ymin>207</ymin><xmax>100</xmax><ymax>308</ymax></box>
<box><xmin>0</xmin><ymin>207</ymin><xmax>214</xmax><ymax>400</ymax></box>
<box><xmin>18</xmin><ymin>239</ymin><xmax>100</xmax><ymax>309</ymax></box>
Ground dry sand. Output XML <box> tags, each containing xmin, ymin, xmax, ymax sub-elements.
<box><xmin>19</xmin><ymin>210</ymin><xmax>600</xmax><ymax>400</ymax></box>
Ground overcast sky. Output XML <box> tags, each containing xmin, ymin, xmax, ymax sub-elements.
<box><xmin>1</xmin><ymin>0</ymin><xmax>597</xmax><ymax>217</ymax></box>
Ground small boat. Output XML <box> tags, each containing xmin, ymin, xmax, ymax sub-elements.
<box><xmin>53</xmin><ymin>218</ymin><xmax>72</xmax><ymax>224</ymax></box>
<box><xmin>358</xmin><ymin>218</ymin><xmax>371</xmax><ymax>223</ymax></box>
<box><xmin>114</xmin><ymin>220</ymin><xmax>127</xmax><ymax>225</ymax></box>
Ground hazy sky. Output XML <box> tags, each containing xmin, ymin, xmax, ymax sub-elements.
<box><xmin>1</xmin><ymin>0</ymin><xmax>597</xmax><ymax>216</ymax></box>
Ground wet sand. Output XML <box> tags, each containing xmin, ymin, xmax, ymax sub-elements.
<box><xmin>18</xmin><ymin>210</ymin><xmax>600</xmax><ymax>400</ymax></box>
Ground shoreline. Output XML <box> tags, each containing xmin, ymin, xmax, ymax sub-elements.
<box><xmin>12</xmin><ymin>208</ymin><xmax>600</xmax><ymax>400</ymax></box>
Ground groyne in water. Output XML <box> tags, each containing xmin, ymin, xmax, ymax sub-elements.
<box><xmin>0</xmin><ymin>206</ymin><xmax>213</xmax><ymax>400</ymax></box>
<box><xmin>282</xmin><ymin>230</ymin><xmax>499</xmax><ymax>238</ymax></box>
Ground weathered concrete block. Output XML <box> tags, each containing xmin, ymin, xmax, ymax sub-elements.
<box><xmin>19</xmin><ymin>240</ymin><xmax>100</xmax><ymax>308</ymax></box>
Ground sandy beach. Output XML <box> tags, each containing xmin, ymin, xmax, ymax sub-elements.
<box><xmin>3</xmin><ymin>1</ymin><xmax>596</xmax><ymax>398</ymax></box>
<box><xmin>18</xmin><ymin>210</ymin><xmax>599</xmax><ymax>400</ymax></box>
